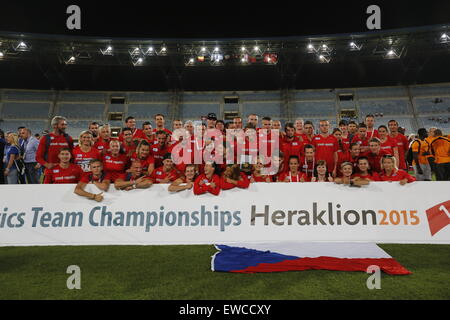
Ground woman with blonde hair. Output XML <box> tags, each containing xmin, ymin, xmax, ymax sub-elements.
<box><xmin>379</xmin><ymin>155</ymin><xmax>416</xmax><ymax>185</ymax></box>
<box><xmin>3</xmin><ymin>132</ymin><xmax>21</xmax><ymax>184</ymax></box>
<box><xmin>72</xmin><ymin>130</ymin><xmax>102</xmax><ymax>172</ymax></box>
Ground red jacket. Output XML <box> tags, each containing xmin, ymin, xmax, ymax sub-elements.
<box><xmin>194</xmin><ymin>174</ymin><xmax>221</xmax><ymax>196</ymax></box>
<box><xmin>220</xmin><ymin>172</ymin><xmax>250</xmax><ymax>190</ymax></box>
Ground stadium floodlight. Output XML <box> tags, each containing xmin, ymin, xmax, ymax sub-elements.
<box><xmin>385</xmin><ymin>48</ymin><xmax>400</xmax><ymax>59</ymax></box>
<box><xmin>129</xmin><ymin>47</ymin><xmax>141</xmax><ymax>57</ymax></box>
<box><xmin>100</xmin><ymin>46</ymin><xmax>113</xmax><ymax>56</ymax></box>
<box><xmin>0</xmin><ymin>51</ymin><xmax>4</xmax><ymax>60</ymax></box>
<box><xmin>307</xmin><ymin>43</ymin><xmax>316</xmax><ymax>53</ymax></box>
<box><xmin>349</xmin><ymin>41</ymin><xmax>362</xmax><ymax>51</ymax></box>
<box><xmin>65</xmin><ymin>55</ymin><xmax>76</xmax><ymax>65</ymax></box>
<box><xmin>240</xmin><ymin>53</ymin><xmax>249</xmax><ymax>64</ymax></box>
<box><xmin>144</xmin><ymin>46</ymin><xmax>155</xmax><ymax>56</ymax></box>
<box><xmin>158</xmin><ymin>45</ymin><xmax>167</xmax><ymax>55</ymax></box>
<box><xmin>317</xmin><ymin>54</ymin><xmax>330</xmax><ymax>63</ymax></box>
<box><xmin>440</xmin><ymin>33</ymin><xmax>450</xmax><ymax>43</ymax></box>
<box><xmin>241</xmin><ymin>46</ymin><xmax>246</xmax><ymax>52</ymax></box>
<box><xmin>131</xmin><ymin>56</ymin><xmax>144</xmax><ymax>66</ymax></box>
<box><xmin>214</xmin><ymin>47</ymin><xmax>220</xmax><ymax>52</ymax></box>
<box><xmin>185</xmin><ymin>56</ymin><xmax>196</xmax><ymax>66</ymax></box>
<box><xmin>13</xmin><ymin>40</ymin><xmax>31</xmax><ymax>52</ymax></box>
<box><xmin>211</xmin><ymin>52</ymin><xmax>224</xmax><ymax>65</ymax></box>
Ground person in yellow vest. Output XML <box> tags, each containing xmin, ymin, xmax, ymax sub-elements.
<box><xmin>430</xmin><ymin>129</ymin><xmax>450</xmax><ymax>181</ymax></box>
<box><xmin>411</xmin><ymin>128</ymin><xmax>432</xmax><ymax>181</ymax></box>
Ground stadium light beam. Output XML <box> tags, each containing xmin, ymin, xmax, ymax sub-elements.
<box><xmin>385</xmin><ymin>48</ymin><xmax>400</xmax><ymax>59</ymax></box>
<box><xmin>100</xmin><ymin>45</ymin><xmax>113</xmax><ymax>56</ymax></box>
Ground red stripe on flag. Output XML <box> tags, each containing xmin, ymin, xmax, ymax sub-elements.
<box><xmin>231</xmin><ymin>257</ymin><xmax>411</xmax><ymax>275</ymax></box>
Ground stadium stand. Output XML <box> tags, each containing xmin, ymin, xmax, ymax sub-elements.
<box><xmin>1</xmin><ymin>83</ymin><xmax>449</xmax><ymax>137</ymax></box>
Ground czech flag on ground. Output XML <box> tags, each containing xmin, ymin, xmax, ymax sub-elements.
<box><xmin>212</xmin><ymin>242</ymin><xmax>411</xmax><ymax>275</ymax></box>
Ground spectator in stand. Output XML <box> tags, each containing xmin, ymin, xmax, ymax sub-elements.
<box><xmin>168</xmin><ymin>164</ymin><xmax>198</xmax><ymax>192</ymax></box>
<box><xmin>102</xmin><ymin>140</ymin><xmax>129</xmax><ymax>182</ymax></box>
<box><xmin>303</xmin><ymin>121</ymin><xmax>315</xmax><ymax>144</ymax></box>
<box><xmin>74</xmin><ymin>159</ymin><xmax>110</xmax><ymax>202</ymax></box>
<box><xmin>278</xmin><ymin>155</ymin><xmax>307</xmax><ymax>182</ymax></box>
<box><xmin>312</xmin><ymin>120</ymin><xmax>339</xmax><ymax>176</ymax></box>
<box><xmin>114</xmin><ymin>160</ymin><xmax>153</xmax><ymax>191</ymax></box>
<box><xmin>221</xmin><ymin>164</ymin><xmax>250</xmax><ymax>189</ymax></box>
<box><xmin>388</xmin><ymin>120</ymin><xmax>409</xmax><ymax>171</ymax></box>
<box><xmin>430</xmin><ymin>129</ymin><xmax>450</xmax><ymax>181</ymax></box>
<box><xmin>352</xmin><ymin>123</ymin><xmax>370</xmax><ymax>153</ymax></box>
<box><xmin>121</xmin><ymin>127</ymin><xmax>137</xmax><ymax>157</ymax></box>
<box><xmin>347</xmin><ymin>120</ymin><xmax>358</xmax><ymax>143</ymax></box>
<box><xmin>118</xmin><ymin>116</ymin><xmax>142</xmax><ymax>142</ymax></box>
<box><xmin>18</xmin><ymin>127</ymin><xmax>41</xmax><ymax>184</ymax></box>
<box><xmin>251</xmin><ymin>156</ymin><xmax>272</xmax><ymax>183</ymax></box>
<box><xmin>73</xmin><ymin>130</ymin><xmax>102</xmax><ymax>172</ymax></box>
<box><xmin>149</xmin><ymin>153</ymin><xmax>180</xmax><ymax>184</ymax></box>
<box><xmin>0</xmin><ymin>130</ymin><xmax>5</xmax><ymax>184</ymax></box>
<box><xmin>3</xmin><ymin>132</ymin><xmax>21</xmax><ymax>184</ymax></box>
<box><xmin>411</xmin><ymin>128</ymin><xmax>432</xmax><ymax>181</ymax></box>
<box><xmin>334</xmin><ymin>162</ymin><xmax>369</xmax><ymax>186</ymax></box>
<box><xmin>193</xmin><ymin>161</ymin><xmax>221</xmax><ymax>195</ymax></box>
<box><xmin>94</xmin><ymin>124</ymin><xmax>115</xmax><ymax>154</ymax></box>
<box><xmin>247</xmin><ymin>114</ymin><xmax>259</xmax><ymax>129</ymax></box>
<box><xmin>44</xmin><ymin>148</ymin><xmax>83</xmax><ymax>184</ymax></box>
<box><xmin>36</xmin><ymin>116</ymin><xmax>74</xmax><ymax>172</ymax></box>
<box><xmin>141</xmin><ymin>121</ymin><xmax>156</xmax><ymax>144</ymax></box>
<box><xmin>311</xmin><ymin>160</ymin><xmax>333</xmax><ymax>182</ymax></box>
<box><xmin>129</xmin><ymin>140</ymin><xmax>155</xmax><ymax>176</ymax></box>
<box><xmin>352</xmin><ymin>156</ymin><xmax>380</xmax><ymax>181</ymax></box>
<box><xmin>365</xmin><ymin>114</ymin><xmax>379</xmax><ymax>140</ymax></box>
<box><xmin>379</xmin><ymin>155</ymin><xmax>416</xmax><ymax>184</ymax></box>
<box><xmin>233</xmin><ymin>116</ymin><xmax>243</xmax><ymax>130</ymax></box>
<box><xmin>364</xmin><ymin>138</ymin><xmax>390</xmax><ymax>173</ymax></box>
<box><xmin>88</xmin><ymin>122</ymin><xmax>100</xmax><ymax>142</ymax></box>
<box><xmin>153</xmin><ymin>114</ymin><xmax>172</xmax><ymax>135</ymax></box>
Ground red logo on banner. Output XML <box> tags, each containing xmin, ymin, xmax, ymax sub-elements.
<box><xmin>426</xmin><ymin>200</ymin><xmax>450</xmax><ymax>236</ymax></box>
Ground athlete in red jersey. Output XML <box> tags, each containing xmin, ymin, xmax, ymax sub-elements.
<box><xmin>44</xmin><ymin>148</ymin><xmax>82</xmax><ymax>184</ymax></box>
<box><xmin>363</xmin><ymin>138</ymin><xmax>391</xmax><ymax>173</ymax></box>
<box><xmin>378</xmin><ymin>125</ymin><xmax>399</xmax><ymax>160</ymax></box>
<box><xmin>302</xmin><ymin>121</ymin><xmax>315</xmax><ymax>145</ymax></box>
<box><xmin>140</xmin><ymin>121</ymin><xmax>157</xmax><ymax>144</ymax></box>
<box><xmin>334</xmin><ymin>161</ymin><xmax>369</xmax><ymax>186</ymax></box>
<box><xmin>74</xmin><ymin>159</ymin><xmax>111</xmax><ymax>202</ymax></box>
<box><xmin>299</xmin><ymin>144</ymin><xmax>316</xmax><ymax>182</ymax></box>
<box><xmin>36</xmin><ymin>116</ymin><xmax>74</xmax><ymax>170</ymax></box>
<box><xmin>352</xmin><ymin>156</ymin><xmax>380</xmax><ymax>181</ymax></box>
<box><xmin>281</xmin><ymin>123</ymin><xmax>304</xmax><ymax>167</ymax></box>
<box><xmin>129</xmin><ymin>140</ymin><xmax>155</xmax><ymax>175</ymax></box>
<box><xmin>114</xmin><ymin>161</ymin><xmax>153</xmax><ymax>191</ymax></box>
<box><xmin>278</xmin><ymin>155</ymin><xmax>307</xmax><ymax>182</ymax></box>
<box><xmin>151</xmin><ymin>130</ymin><xmax>172</xmax><ymax>168</ymax></box>
<box><xmin>339</xmin><ymin>120</ymin><xmax>350</xmax><ymax>149</ymax></box>
<box><xmin>118</xmin><ymin>116</ymin><xmax>143</xmax><ymax>143</ymax></box>
<box><xmin>221</xmin><ymin>164</ymin><xmax>250</xmax><ymax>189</ymax></box>
<box><xmin>193</xmin><ymin>161</ymin><xmax>221</xmax><ymax>196</ymax></box>
<box><xmin>311</xmin><ymin>160</ymin><xmax>334</xmax><ymax>182</ymax></box>
<box><xmin>312</xmin><ymin>120</ymin><xmax>338</xmax><ymax>175</ymax></box>
<box><xmin>168</xmin><ymin>164</ymin><xmax>198</xmax><ymax>192</ymax></box>
<box><xmin>365</xmin><ymin>114</ymin><xmax>380</xmax><ymax>140</ymax></box>
<box><xmin>352</xmin><ymin>123</ymin><xmax>370</xmax><ymax>153</ymax></box>
<box><xmin>72</xmin><ymin>131</ymin><xmax>102</xmax><ymax>172</ymax></box>
<box><xmin>149</xmin><ymin>153</ymin><xmax>180</xmax><ymax>184</ymax></box>
<box><xmin>379</xmin><ymin>155</ymin><xmax>416</xmax><ymax>184</ymax></box>
<box><xmin>388</xmin><ymin>120</ymin><xmax>409</xmax><ymax>170</ymax></box>
<box><xmin>121</xmin><ymin>128</ymin><xmax>137</xmax><ymax>157</ymax></box>
<box><xmin>250</xmin><ymin>156</ymin><xmax>272</xmax><ymax>183</ymax></box>
<box><xmin>152</xmin><ymin>114</ymin><xmax>172</xmax><ymax>136</ymax></box>
<box><xmin>94</xmin><ymin>124</ymin><xmax>117</xmax><ymax>154</ymax></box>
<box><xmin>102</xmin><ymin>140</ymin><xmax>130</xmax><ymax>182</ymax></box>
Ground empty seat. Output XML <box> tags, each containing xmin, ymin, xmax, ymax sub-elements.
<box><xmin>1</xmin><ymin>102</ymin><xmax>50</xmax><ymax>119</ymax></box>
<box><xmin>57</xmin><ymin>103</ymin><xmax>104</xmax><ymax>119</ymax></box>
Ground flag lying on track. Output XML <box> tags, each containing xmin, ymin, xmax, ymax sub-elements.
<box><xmin>212</xmin><ymin>242</ymin><xmax>411</xmax><ymax>275</ymax></box>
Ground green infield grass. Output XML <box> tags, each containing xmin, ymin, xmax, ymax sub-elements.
<box><xmin>0</xmin><ymin>244</ymin><xmax>449</xmax><ymax>300</ymax></box>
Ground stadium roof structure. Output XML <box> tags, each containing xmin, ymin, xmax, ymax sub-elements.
<box><xmin>0</xmin><ymin>24</ymin><xmax>450</xmax><ymax>91</ymax></box>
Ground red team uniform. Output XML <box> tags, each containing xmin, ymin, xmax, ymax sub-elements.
<box><xmin>44</xmin><ymin>164</ymin><xmax>83</xmax><ymax>184</ymax></box>
<box><xmin>149</xmin><ymin>166</ymin><xmax>180</xmax><ymax>184</ymax></box>
<box><xmin>379</xmin><ymin>169</ymin><xmax>416</xmax><ymax>182</ymax></box>
<box><xmin>352</xmin><ymin>172</ymin><xmax>380</xmax><ymax>181</ymax></box>
<box><xmin>220</xmin><ymin>172</ymin><xmax>250</xmax><ymax>190</ymax></box>
<box><xmin>389</xmin><ymin>133</ymin><xmax>409</xmax><ymax>170</ymax></box>
<box><xmin>193</xmin><ymin>174</ymin><xmax>221</xmax><ymax>195</ymax></box>
<box><xmin>72</xmin><ymin>146</ymin><xmax>102</xmax><ymax>172</ymax></box>
<box><xmin>102</xmin><ymin>152</ymin><xmax>129</xmax><ymax>182</ymax></box>
<box><xmin>80</xmin><ymin>171</ymin><xmax>112</xmax><ymax>184</ymax></box>
<box><xmin>379</xmin><ymin>137</ymin><xmax>397</xmax><ymax>155</ymax></box>
<box><xmin>36</xmin><ymin>133</ymin><xmax>73</xmax><ymax>166</ymax></box>
<box><xmin>312</xmin><ymin>134</ymin><xmax>338</xmax><ymax>171</ymax></box>
<box><xmin>129</xmin><ymin>152</ymin><xmax>155</xmax><ymax>172</ymax></box>
<box><xmin>277</xmin><ymin>171</ymin><xmax>307</xmax><ymax>182</ymax></box>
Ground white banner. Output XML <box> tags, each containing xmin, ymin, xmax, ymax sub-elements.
<box><xmin>0</xmin><ymin>182</ymin><xmax>449</xmax><ymax>246</ymax></box>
